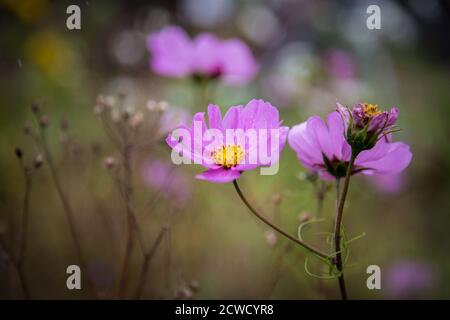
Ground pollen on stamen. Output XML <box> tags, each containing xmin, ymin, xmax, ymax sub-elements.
<box><xmin>363</xmin><ymin>102</ymin><xmax>382</xmax><ymax>117</ymax></box>
<box><xmin>211</xmin><ymin>144</ymin><xmax>245</xmax><ymax>168</ymax></box>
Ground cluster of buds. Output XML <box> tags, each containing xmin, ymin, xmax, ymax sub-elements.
<box><xmin>146</xmin><ymin>99</ymin><xmax>168</xmax><ymax>113</ymax></box>
<box><xmin>94</xmin><ymin>95</ymin><xmax>116</xmax><ymax>115</ymax></box>
<box><xmin>337</xmin><ymin>102</ymin><xmax>399</xmax><ymax>155</ymax></box>
<box><xmin>14</xmin><ymin>147</ymin><xmax>44</xmax><ymax>170</ymax></box>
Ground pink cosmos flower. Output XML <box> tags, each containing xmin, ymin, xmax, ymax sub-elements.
<box><xmin>288</xmin><ymin>110</ymin><xmax>412</xmax><ymax>180</ymax></box>
<box><xmin>147</xmin><ymin>26</ymin><xmax>258</xmax><ymax>85</ymax></box>
<box><xmin>166</xmin><ymin>99</ymin><xmax>289</xmax><ymax>183</ymax></box>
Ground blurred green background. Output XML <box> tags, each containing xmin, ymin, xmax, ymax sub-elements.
<box><xmin>1</xmin><ymin>0</ymin><xmax>450</xmax><ymax>299</ymax></box>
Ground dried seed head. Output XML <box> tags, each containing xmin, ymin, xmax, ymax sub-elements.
<box><xmin>94</xmin><ymin>95</ymin><xmax>107</xmax><ymax>115</ymax></box>
<box><xmin>265</xmin><ymin>229</ymin><xmax>278</xmax><ymax>247</ymax></box>
<box><xmin>104</xmin><ymin>156</ymin><xmax>116</xmax><ymax>170</ymax></box>
<box><xmin>121</xmin><ymin>109</ymin><xmax>131</xmax><ymax>121</ymax></box>
<box><xmin>189</xmin><ymin>280</ymin><xmax>200</xmax><ymax>292</ymax></box>
<box><xmin>39</xmin><ymin>115</ymin><xmax>49</xmax><ymax>128</ymax></box>
<box><xmin>130</xmin><ymin>111</ymin><xmax>144</xmax><ymax>128</ymax></box>
<box><xmin>158</xmin><ymin>101</ymin><xmax>168</xmax><ymax>112</ymax></box>
<box><xmin>34</xmin><ymin>154</ymin><xmax>44</xmax><ymax>168</ymax></box>
<box><xmin>298</xmin><ymin>211</ymin><xmax>311</xmax><ymax>223</ymax></box>
<box><xmin>175</xmin><ymin>286</ymin><xmax>193</xmax><ymax>300</ymax></box>
<box><xmin>104</xmin><ymin>96</ymin><xmax>116</xmax><ymax>109</ymax></box>
<box><xmin>31</xmin><ymin>101</ymin><xmax>40</xmax><ymax>114</ymax></box>
<box><xmin>15</xmin><ymin>147</ymin><xmax>23</xmax><ymax>159</ymax></box>
<box><xmin>146</xmin><ymin>99</ymin><xmax>157</xmax><ymax>111</ymax></box>
<box><xmin>23</xmin><ymin>121</ymin><xmax>32</xmax><ymax>135</ymax></box>
<box><xmin>111</xmin><ymin>109</ymin><xmax>121</xmax><ymax>123</ymax></box>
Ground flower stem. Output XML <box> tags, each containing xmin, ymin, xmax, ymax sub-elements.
<box><xmin>333</xmin><ymin>155</ymin><xmax>356</xmax><ymax>300</ymax></box>
<box><xmin>232</xmin><ymin>180</ymin><xmax>329</xmax><ymax>259</ymax></box>
<box><xmin>37</xmin><ymin>123</ymin><xmax>98</xmax><ymax>298</ymax></box>
<box><xmin>134</xmin><ymin>227</ymin><xmax>167</xmax><ymax>299</ymax></box>
<box><xmin>17</xmin><ymin>169</ymin><xmax>32</xmax><ymax>299</ymax></box>
<box><xmin>118</xmin><ymin>143</ymin><xmax>135</xmax><ymax>299</ymax></box>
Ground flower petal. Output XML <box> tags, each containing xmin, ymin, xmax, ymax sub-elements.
<box><xmin>207</xmin><ymin>104</ymin><xmax>223</xmax><ymax>130</ymax></box>
<box><xmin>358</xmin><ymin>142</ymin><xmax>412</xmax><ymax>175</ymax></box>
<box><xmin>196</xmin><ymin>168</ymin><xmax>241</xmax><ymax>183</ymax></box>
<box><xmin>192</xmin><ymin>33</ymin><xmax>222</xmax><ymax>75</ymax></box>
<box><xmin>288</xmin><ymin>122</ymin><xmax>323</xmax><ymax>169</ymax></box>
<box><xmin>222</xmin><ymin>105</ymin><xmax>242</xmax><ymax>129</ymax></box>
<box><xmin>147</xmin><ymin>26</ymin><xmax>193</xmax><ymax>77</ymax></box>
<box><xmin>307</xmin><ymin>116</ymin><xmax>334</xmax><ymax>160</ymax></box>
<box><xmin>219</xmin><ymin>39</ymin><xmax>258</xmax><ymax>85</ymax></box>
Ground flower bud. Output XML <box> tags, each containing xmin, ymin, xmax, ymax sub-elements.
<box><xmin>23</xmin><ymin>121</ymin><xmax>32</xmax><ymax>135</ymax></box>
<box><xmin>31</xmin><ymin>102</ymin><xmax>40</xmax><ymax>114</ymax></box>
<box><xmin>298</xmin><ymin>211</ymin><xmax>311</xmax><ymax>223</ymax></box>
<box><xmin>146</xmin><ymin>99</ymin><xmax>157</xmax><ymax>111</ymax></box>
<box><xmin>104</xmin><ymin>156</ymin><xmax>116</xmax><ymax>170</ymax></box>
<box><xmin>34</xmin><ymin>154</ymin><xmax>44</xmax><ymax>168</ymax></box>
<box><xmin>15</xmin><ymin>147</ymin><xmax>23</xmax><ymax>159</ymax></box>
<box><xmin>39</xmin><ymin>115</ymin><xmax>49</xmax><ymax>128</ymax></box>
<box><xmin>337</xmin><ymin>102</ymin><xmax>399</xmax><ymax>154</ymax></box>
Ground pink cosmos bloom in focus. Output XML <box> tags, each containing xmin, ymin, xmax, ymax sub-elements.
<box><xmin>288</xmin><ymin>108</ymin><xmax>412</xmax><ymax>180</ymax></box>
<box><xmin>147</xmin><ymin>25</ymin><xmax>258</xmax><ymax>85</ymax></box>
<box><xmin>166</xmin><ymin>99</ymin><xmax>289</xmax><ymax>183</ymax></box>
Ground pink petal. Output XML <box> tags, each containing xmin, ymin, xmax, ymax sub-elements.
<box><xmin>307</xmin><ymin>116</ymin><xmax>334</xmax><ymax>160</ymax></box>
<box><xmin>288</xmin><ymin>122</ymin><xmax>323</xmax><ymax>168</ymax></box>
<box><xmin>358</xmin><ymin>142</ymin><xmax>412</xmax><ymax>175</ymax></box>
<box><xmin>147</xmin><ymin>26</ymin><xmax>193</xmax><ymax>77</ymax></box>
<box><xmin>207</xmin><ymin>104</ymin><xmax>223</xmax><ymax>130</ymax></box>
<box><xmin>326</xmin><ymin>111</ymin><xmax>348</xmax><ymax>160</ymax></box>
<box><xmin>219</xmin><ymin>39</ymin><xmax>258</xmax><ymax>85</ymax></box>
<box><xmin>196</xmin><ymin>168</ymin><xmax>241</xmax><ymax>183</ymax></box>
<box><xmin>222</xmin><ymin>105</ymin><xmax>242</xmax><ymax>129</ymax></box>
<box><xmin>192</xmin><ymin>33</ymin><xmax>222</xmax><ymax>75</ymax></box>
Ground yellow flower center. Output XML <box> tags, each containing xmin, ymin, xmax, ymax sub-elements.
<box><xmin>212</xmin><ymin>144</ymin><xmax>245</xmax><ymax>168</ymax></box>
<box><xmin>363</xmin><ymin>102</ymin><xmax>382</xmax><ymax>117</ymax></box>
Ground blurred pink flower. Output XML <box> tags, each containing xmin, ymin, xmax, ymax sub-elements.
<box><xmin>369</xmin><ymin>173</ymin><xmax>405</xmax><ymax>194</ymax></box>
<box><xmin>141</xmin><ymin>159</ymin><xmax>191</xmax><ymax>205</ymax></box>
<box><xmin>386</xmin><ymin>261</ymin><xmax>434</xmax><ymax>299</ymax></box>
<box><xmin>166</xmin><ymin>99</ymin><xmax>288</xmax><ymax>183</ymax></box>
<box><xmin>326</xmin><ymin>50</ymin><xmax>356</xmax><ymax>80</ymax></box>
<box><xmin>147</xmin><ymin>25</ymin><xmax>258</xmax><ymax>85</ymax></box>
<box><xmin>288</xmin><ymin>110</ymin><xmax>412</xmax><ymax>180</ymax></box>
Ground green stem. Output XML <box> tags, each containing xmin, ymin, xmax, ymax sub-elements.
<box><xmin>233</xmin><ymin>180</ymin><xmax>329</xmax><ymax>259</ymax></box>
<box><xmin>333</xmin><ymin>155</ymin><xmax>356</xmax><ymax>300</ymax></box>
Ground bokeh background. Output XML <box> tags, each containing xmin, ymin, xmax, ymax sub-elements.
<box><xmin>1</xmin><ymin>0</ymin><xmax>450</xmax><ymax>299</ymax></box>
